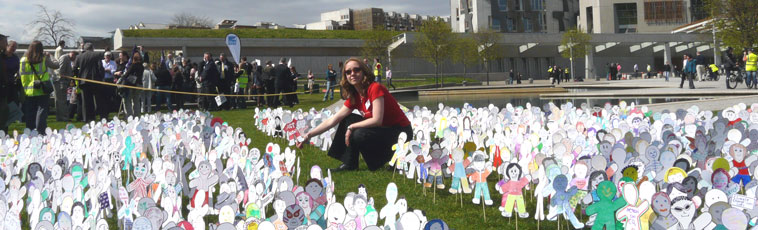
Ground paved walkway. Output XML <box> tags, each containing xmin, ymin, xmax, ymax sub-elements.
<box><xmin>329</xmin><ymin>78</ymin><xmax>758</xmax><ymax>112</ymax></box>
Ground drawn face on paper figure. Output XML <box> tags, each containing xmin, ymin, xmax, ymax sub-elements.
<box><xmin>506</xmin><ymin>163</ymin><xmax>522</xmax><ymax>181</ymax></box>
<box><xmin>598</xmin><ymin>141</ymin><xmax>612</xmax><ymax>155</ymax></box>
<box><xmin>645</xmin><ymin>146</ymin><xmax>660</xmax><ymax>161</ymax></box>
<box><xmin>396</xmin><ymin>197</ymin><xmax>408</xmax><ymax>213</ymax></box>
<box><xmin>682</xmin><ymin>177</ymin><xmax>697</xmax><ymax>196</ymax></box>
<box><xmin>712</xmin><ymin>169</ymin><xmax>729</xmax><ymax>190</ymax></box>
<box><xmin>354</xmin><ymin>195</ymin><xmax>368</xmax><ymax>215</ymax></box>
<box><xmin>305</xmin><ymin>179</ymin><xmax>323</xmax><ymax>199</ymax></box>
<box><xmin>296</xmin><ymin>192</ymin><xmax>311</xmax><ymax>210</ymax></box>
<box><xmin>730</xmin><ymin>144</ymin><xmax>746</xmax><ymax>162</ymax></box>
<box><xmin>327</xmin><ymin>203</ymin><xmax>346</xmax><ymax>225</ymax></box>
<box><xmin>134</xmin><ymin>160</ymin><xmax>149</xmax><ymax>179</ymax></box>
<box><xmin>283</xmin><ymin>204</ymin><xmax>304</xmax><ymax>229</ymax></box>
<box><xmin>670</xmin><ymin>197</ymin><xmax>695</xmax><ymax>225</ymax></box>
<box><xmin>198</xmin><ymin>161</ymin><xmax>212</xmax><ymax>176</ymax></box>
<box><xmin>652</xmin><ymin>193</ymin><xmax>671</xmax><ymax>216</ymax></box>
<box><xmin>589</xmin><ymin>171</ymin><xmax>607</xmax><ymax>190</ymax></box>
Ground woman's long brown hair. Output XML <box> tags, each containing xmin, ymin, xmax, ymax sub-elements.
<box><xmin>340</xmin><ymin>58</ymin><xmax>375</xmax><ymax>107</ymax></box>
<box><xmin>25</xmin><ymin>41</ymin><xmax>44</xmax><ymax>64</ymax></box>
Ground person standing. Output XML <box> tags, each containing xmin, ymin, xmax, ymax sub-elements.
<box><xmin>199</xmin><ymin>52</ymin><xmax>219</xmax><ymax>111</ymax></box>
<box><xmin>235</xmin><ymin>62</ymin><xmax>249</xmax><ymax>109</ymax></box>
<box><xmin>171</xmin><ymin>65</ymin><xmax>185</xmax><ymax>110</ymax></box>
<box><xmin>682</xmin><ymin>55</ymin><xmax>689</xmax><ymax>80</ymax></box>
<box><xmin>695</xmin><ymin>51</ymin><xmax>707</xmax><ymax>81</ymax></box>
<box><xmin>373</xmin><ymin>58</ymin><xmax>382</xmax><ymax>85</ymax></box>
<box><xmin>564</xmin><ymin>66</ymin><xmax>570</xmax><ymax>82</ymax></box>
<box><xmin>56</xmin><ymin>51</ymin><xmax>77</xmax><ymax>121</ymax></box>
<box><xmin>681</xmin><ymin>54</ymin><xmax>696</xmax><ymax>89</ymax></box>
<box><xmin>141</xmin><ymin>63</ymin><xmax>157</xmax><ymax>113</ymax></box>
<box><xmin>154</xmin><ymin>60</ymin><xmax>172</xmax><ymax>111</ymax></box>
<box><xmin>508</xmin><ymin>69</ymin><xmax>514</xmax><ymax>85</ymax></box>
<box><xmin>386</xmin><ymin>66</ymin><xmax>396</xmax><ymax>90</ymax></box>
<box><xmin>0</xmin><ymin>34</ymin><xmax>11</xmax><ymax>132</ymax></box>
<box><xmin>19</xmin><ymin>41</ymin><xmax>59</xmax><ymax>132</ymax></box>
<box><xmin>274</xmin><ymin>57</ymin><xmax>293</xmax><ymax>107</ymax></box>
<box><xmin>745</xmin><ymin>48</ymin><xmax>757</xmax><ymax>88</ymax></box>
<box><xmin>263</xmin><ymin>61</ymin><xmax>276</xmax><ymax>107</ymax></box>
<box><xmin>121</xmin><ymin>53</ymin><xmax>144</xmax><ymax>117</ymax></box>
<box><xmin>616</xmin><ymin>63</ymin><xmax>622</xmax><ymax>79</ymax></box>
<box><xmin>252</xmin><ymin>62</ymin><xmax>264</xmax><ymax>106</ymax></box>
<box><xmin>72</xmin><ymin>43</ymin><xmax>104</xmax><ymax>122</ymax></box>
<box><xmin>289</xmin><ymin>66</ymin><xmax>300</xmax><ymax>105</ymax></box>
<box><xmin>663</xmin><ymin>61</ymin><xmax>671</xmax><ymax>82</ymax></box>
<box><xmin>723</xmin><ymin>47</ymin><xmax>738</xmax><ymax>78</ymax></box>
<box><xmin>307</xmin><ymin>69</ymin><xmax>315</xmax><ymax>94</ymax></box>
<box><xmin>633</xmin><ymin>63</ymin><xmax>639</xmax><ymax>78</ymax></box>
<box><xmin>646</xmin><ymin>64</ymin><xmax>652</xmax><ymax>79</ymax></box>
<box><xmin>217</xmin><ymin>53</ymin><xmax>234</xmax><ymax>110</ymax></box>
<box><xmin>323</xmin><ymin>63</ymin><xmax>337</xmax><ymax>101</ymax></box>
<box><xmin>55</xmin><ymin>40</ymin><xmax>65</xmax><ymax>60</ymax></box>
<box><xmin>111</xmin><ymin>51</ymin><xmax>129</xmax><ymax>116</ymax></box>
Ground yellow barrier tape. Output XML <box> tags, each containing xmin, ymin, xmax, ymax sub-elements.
<box><xmin>63</xmin><ymin>76</ymin><xmax>311</xmax><ymax>97</ymax></box>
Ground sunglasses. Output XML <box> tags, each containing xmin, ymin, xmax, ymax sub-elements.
<box><xmin>344</xmin><ymin>67</ymin><xmax>362</xmax><ymax>76</ymax></box>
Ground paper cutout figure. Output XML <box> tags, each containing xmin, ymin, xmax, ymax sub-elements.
<box><xmin>616</xmin><ymin>182</ymin><xmax>649</xmax><ymax>230</ymax></box>
<box><xmin>497</xmin><ymin>163</ymin><xmax>530</xmax><ymax>218</ymax></box>
<box><xmin>586</xmin><ymin>180</ymin><xmax>627</xmax><ymax>230</ymax></box>
<box><xmin>468</xmin><ymin>151</ymin><xmax>493</xmax><ymax>205</ymax></box>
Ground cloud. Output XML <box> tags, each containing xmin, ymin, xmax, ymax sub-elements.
<box><xmin>0</xmin><ymin>0</ymin><xmax>448</xmax><ymax>44</ymax></box>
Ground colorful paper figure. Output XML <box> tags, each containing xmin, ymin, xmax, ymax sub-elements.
<box><xmin>586</xmin><ymin>180</ymin><xmax>627</xmax><ymax>230</ymax></box>
<box><xmin>468</xmin><ymin>151</ymin><xmax>493</xmax><ymax>205</ymax></box>
<box><xmin>497</xmin><ymin>163</ymin><xmax>530</xmax><ymax>218</ymax></box>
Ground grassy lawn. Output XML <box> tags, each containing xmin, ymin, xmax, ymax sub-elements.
<box><xmin>9</xmin><ymin>79</ymin><xmax>589</xmax><ymax>230</ymax></box>
<box><xmin>122</xmin><ymin>28</ymin><xmax>402</xmax><ymax>40</ymax></box>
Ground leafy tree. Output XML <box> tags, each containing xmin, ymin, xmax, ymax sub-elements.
<box><xmin>560</xmin><ymin>28</ymin><xmax>591</xmax><ymax>81</ymax></box>
<box><xmin>473</xmin><ymin>29</ymin><xmax>504</xmax><ymax>86</ymax></box>
<box><xmin>27</xmin><ymin>5</ymin><xmax>75</xmax><ymax>46</ymax></box>
<box><xmin>451</xmin><ymin>36</ymin><xmax>480</xmax><ymax>79</ymax></box>
<box><xmin>361</xmin><ymin>25</ymin><xmax>395</xmax><ymax>67</ymax></box>
<box><xmin>707</xmin><ymin>0</ymin><xmax>758</xmax><ymax>51</ymax></box>
<box><xmin>415</xmin><ymin>20</ymin><xmax>455</xmax><ymax>87</ymax></box>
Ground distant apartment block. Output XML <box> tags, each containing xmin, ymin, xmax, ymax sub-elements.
<box><xmin>579</xmin><ymin>0</ymin><xmax>708</xmax><ymax>34</ymax></box>
<box><xmin>450</xmin><ymin>0</ymin><xmax>580</xmax><ymax>33</ymax></box>
<box><xmin>306</xmin><ymin>8</ymin><xmax>447</xmax><ymax>31</ymax></box>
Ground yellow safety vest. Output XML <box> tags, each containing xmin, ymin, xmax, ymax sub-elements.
<box><xmin>237</xmin><ymin>69</ymin><xmax>249</xmax><ymax>88</ymax></box>
<box><xmin>19</xmin><ymin>56</ymin><xmax>49</xmax><ymax>97</ymax></box>
<box><xmin>747</xmin><ymin>53</ymin><xmax>758</xmax><ymax>72</ymax></box>
<box><xmin>565</xmin><ymin>69</ymin><xmax>569</xmax><ymax>74</ymax></box>
<box><xmin>548</xmin><ymin>68</ymin><xmax>553</xmax><ymax>73</ymax></box>
<box><xmin>709</xmin><ymin>64</ymin><xmax>719</xmax><ymax>72</ymax></box>
<box><xmin>374</xmin><ymin>62</ymin><xmax>382</xmax><ymax>77</ymax></box>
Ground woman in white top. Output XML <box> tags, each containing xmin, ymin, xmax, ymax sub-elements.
<box><xmin>385</xmin><ymin>66</ymin><xmax>396</xmax><ymax>90</ymax></box>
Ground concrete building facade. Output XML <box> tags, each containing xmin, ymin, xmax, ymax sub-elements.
<box><xmin>451</xmin><ymin>0</ymin><xmax>579</xmax><ymax>33</ymax></box>
<box><xmin>578</xmin><ymin>0</ymin><xmax>707</xmax><ymax>34</ymax></box>
<box><xmin>307</xmin><ymin>8</ymin><xmax>446</xmax><ymax>31</ymax></box>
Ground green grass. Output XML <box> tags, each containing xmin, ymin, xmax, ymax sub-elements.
<box><xmin>10</xmin><ymin>81</ymin><xmax>587</xmax><ymax>230</ymax></box>
<box><xmin>122</xmin><ymin>29</ymin><xmax>402</xmax><ymax>40</ymax></box>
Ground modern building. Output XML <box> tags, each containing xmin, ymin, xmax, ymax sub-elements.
<box><xmin>306</xmin><ymin>8</ymin><xmax>353</xmax><ymax>30</ymax></box>
<box><xmin>306</xmin><ymin>8</ymin><xmax>446</xmax><ymax>31</ymax></box>
<box><xmin>579</xmin><ymin>0</ymin><xmax>706</xmax><ymax>34</ymax></box>
<box><xmin>450</xmin><ymin>0</ymin><xmax>580</xmax><ymax>33</ymax></box>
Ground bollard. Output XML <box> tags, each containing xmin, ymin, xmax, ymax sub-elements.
<box><xmin>529</xmin><ymin>78</ymin><xmax>533</xmax><ymax>84</ymax></box>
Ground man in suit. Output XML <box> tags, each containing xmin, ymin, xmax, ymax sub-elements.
<box><xmin>217</xmin><ymin>53</ymin><xmax>234</xmax><ymax>110</ymax></box>
<box><xmin>274</xmin><ymin>57</ymin><xmax>293</xmax><ymax>107</ymax></box>
<box><xmin>72</xmin><ymin>43</ymin><xmax>104</xmax><ymax>122</ymax></box>
<box><xmin>199</xmin><ymin>52</ymin><xmax>220</xmax><ymax>111</ymax></box>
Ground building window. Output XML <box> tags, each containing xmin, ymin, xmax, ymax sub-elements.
<box><xmin>538</xmin><ymin>12</ymin><xmax>545</xmax><ymax>32</ymax></box>
<box><xmin>523</xmin><ymin>16</ymin><xmax>532</xmax><ymax>32</ymax></box>
<box><xmin>643</xmin><ymin>0</ymin><xmax>686</xmax><ymax>25</ymax></box>
<box><xmin>506</xmin><ymin>17</ymin><xmax>514</xmax><ymax>32</ymax></box>
<box><xmin>532</xmin><ymin>0</ymin><xmax>544</xmax><ymax>10</ymax></box>
<box><xmin>492</xmin><ymin>19</ymin><xmax>501</xmax><ymax>30</ymax></box>
<box><xmin>514</xmin><ymin>0</ymin><xmax>522</xmax><ymax>11</ymax></box>
<box><xmin>614</xmin><ymin>3</ymin><xmax>638</xmax><ymax>33</ymax></box>
<box><xmin>499</xmin><ymin>0</ymin><xmax>508</xmax><ymax>11</ymax></box>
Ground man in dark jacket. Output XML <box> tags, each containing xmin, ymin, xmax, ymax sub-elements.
<box><xmin>199</xmin><ymin>52</ymin><xmax>220</xmax><ymax>111</ymax></box>
<box><xmin>274</xmin><ymin>58</ymin><xmax>293</xmax><ymax>107</ymax></box>
<box><xmin>0</xmin><ymin>34</ymin><xmax>9</xmax><ymax>132</ymax></box>
<box><xmin>73</xmin><ymin>43</ymin><xmax>105</xmax><ymax>122</ymax></box>
<box><xmin>217</xmin><ymin>53</ymin><xmax>234</xmax><ymax>110</ymax></box>
<box><xmin>263</xmin><ymin>61</ymin><xmax>276</xmax><ymax>107</ymax></box>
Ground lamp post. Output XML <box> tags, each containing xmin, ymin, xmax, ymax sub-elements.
<box><xmin>569</xmin><ymin>37</ymin><xmax>575</xmax><ymax>81</ymax></box>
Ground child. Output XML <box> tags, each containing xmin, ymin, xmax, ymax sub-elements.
<box><xmin>67</xmin><ymin>80</ymin><xmax>80</xmax><ymax>122</ymax></box>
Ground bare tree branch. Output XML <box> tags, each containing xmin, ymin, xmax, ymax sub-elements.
<box><xmin>171</xmin><ymin>12</ymin><xmax>213</xmax><ymax>28</ymax></box>
<box><xmin>27</xmin><ymin>5</ymin><xmax>75</xmax><ymax>46</ymax></box>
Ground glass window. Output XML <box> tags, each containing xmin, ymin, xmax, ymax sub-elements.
<box><xmin>532</xmin><ymin>0</ymin><xmax>544</xmax><ymax>10</ymax></box>
<box><xmin>506</xmin><ymin>17</ymin><xmax>514</xmax><ymax>32</ymax></box>
<box><xmin>614</xmin><ymin>3</ymin><xmax>638</xmax><ymax>33</ymax></box>
<box><xmin>492</xmin><ymin>19</ymin><xmax>501</xmax><ymax>30</ymax></box>
<box><xmin>514</xmin><ymin>0</ymin><xmax>522</xmax><ymax>11</ymax></box>
<box><xmin>499</xmin><ymin>0</ymin><xmax>508</xmax><ymax>11</ymax></box>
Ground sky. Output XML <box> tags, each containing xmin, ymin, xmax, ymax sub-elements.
<box><xmin>0</xmin><ymin>0</ymin><xmax>450</xmax><ymax>44</ymax></box>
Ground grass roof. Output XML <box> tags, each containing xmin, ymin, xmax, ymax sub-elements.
<box><xmin>122</xmin><ymin>28</ymin><xmax>402</xmax><ymax>40</ymax></box>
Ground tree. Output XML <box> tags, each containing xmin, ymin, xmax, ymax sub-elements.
<box><xmin>473</xmin><ymin>29</ymin><xmax>504</xmax><ymax>86</ymax></box>
<box><xmin>707</xmin><ymin>0</ymin><xmax>758</xmax><ymax>51</ymax></box>
<box><xmin>27</xmin><ymin>5</ymin><xmax>75</xmax><ymax>46</ymax></box>
<box><xmin>170</xmin><ymin>12</ymin><xmax>213</xmax><ymax>28</ymax></box>
<box><xmin>451</xmin><ymin>36</ymin><xmax>480</xmax><ymax>79</ymax></box>
<box><xmin>560</xmin><ymin>28</ymin><xmax>591</xmax><ymax>81</ymax></box>
<box><xmin>361</xmin><ymin>25</ymin><xmax>395</xmax><ymax>67</ymax></box>
<box><xmin>415</xmin><ymin>20</ymin><xmax>455</xmax><ymax>87</ymax></box>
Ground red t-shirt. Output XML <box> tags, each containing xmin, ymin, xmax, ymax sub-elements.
<box><xmin>343</xmin><ymin>82</ymin><xmax>410</xmax><ymax>127</ymax></box>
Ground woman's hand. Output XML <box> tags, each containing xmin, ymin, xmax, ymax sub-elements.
<box><xmin>345</xmin><ymin>126</ymin><xmax>353</xmax><ymax>147</ymax></box>
<box><xmin>297</xmin><ymin>133</ymin><xmax>311</xmax><ymax>149</ymax></box>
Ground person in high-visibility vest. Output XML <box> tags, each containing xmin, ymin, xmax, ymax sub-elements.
<box><xmin>374</xmin><ymin>58</ymin><xmax>382</xmax><ymax>85</ymax></box>
<box><xmin>564</xmin><ymin>67</ymin><xmax>570</xmax><ymax>82</ymax></box>
<box><xmin>235</xmin><ymin>62</ymin><xmax>249</xmax><ymax>109</ymax></box>
<box><xmin>19</xmin><ymin>41</ymin><xmax>59</xmax><ymax>132</ymax></box>
<box><xmin>745</xmin><ymin>48</ymin><xmax>757</xmax><ymax>87</ymax></box>
<box><xmin>708</xmin><ymin>63</ymin><xmax>719</xmax><ymax>81</ymax></box>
